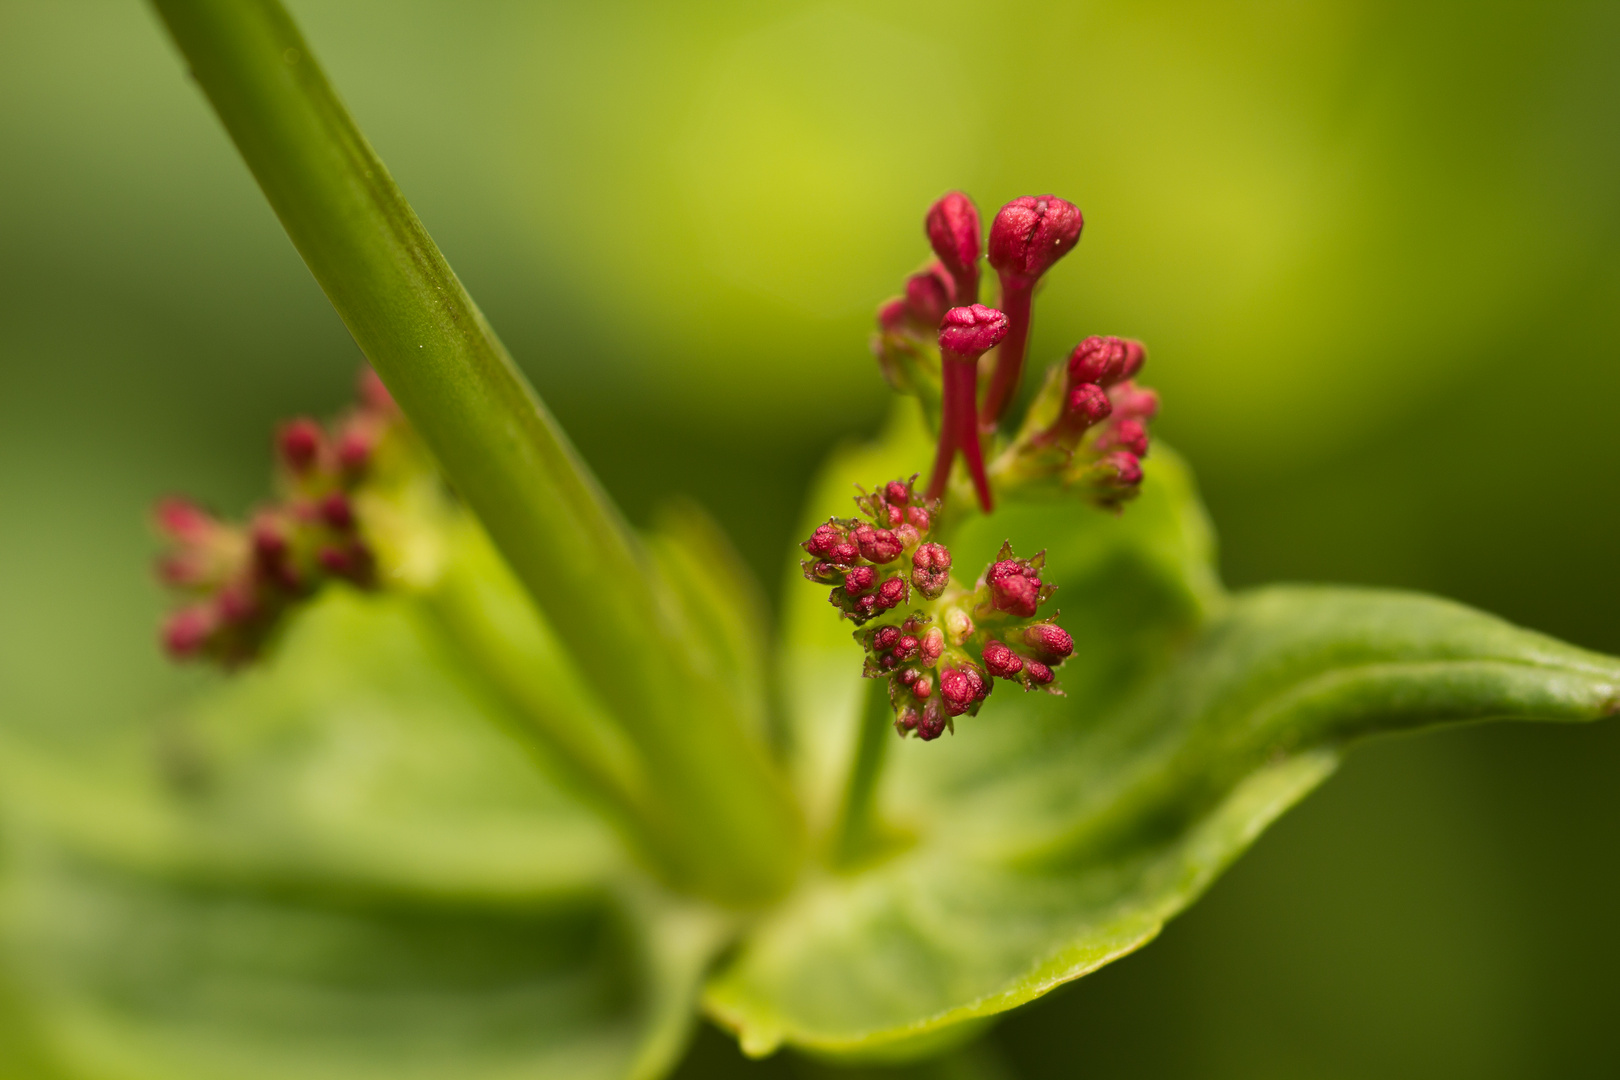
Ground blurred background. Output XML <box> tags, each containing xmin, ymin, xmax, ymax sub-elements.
<box><xmin>3</xmin><ymin>0</ymin><xmax>1619</xmax><ymax>1076</ymax></box>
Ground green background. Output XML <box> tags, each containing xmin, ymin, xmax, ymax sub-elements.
<box><xmin>2</xmin><ymin>0</ymin><xmax>1618</xmax><ymax>1075</ymax></box>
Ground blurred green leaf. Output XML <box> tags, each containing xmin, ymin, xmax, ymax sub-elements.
<box><xmin>0</xmin><ymin>588</ymin><xmax>725</xmax><ymax>1080</ymax></box>
<box><xmin>704</xmin><ymin>406</ymin><xmax>1620</xmax><ymax>1059</ymax></box>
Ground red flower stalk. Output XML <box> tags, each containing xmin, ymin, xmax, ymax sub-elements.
<box><xmin>926</xmin><ymin>304</ymin><xmax>1008</xmax><ymax>511</ymax></box>
<box><xmin>925</xmin><ymin>191</ymin><xmax>982</xmax><ymax>306</ymax></box>
<box><xmin>980</xmin><ymin>196</ymin><xmax>1084</xmax><ymax>428</ymax></box>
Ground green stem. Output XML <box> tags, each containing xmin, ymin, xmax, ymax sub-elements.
<box><xmin>828</xmin><ymin>679</ymin><xmax>911</xmax><ymax>869</ymax></box>
<box><xmin>149</xmin><ymin>0</ymin><xmax>802</xmax><ymax>904</ymax></box>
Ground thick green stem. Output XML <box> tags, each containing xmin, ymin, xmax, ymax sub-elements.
<box><xmin>149</xmin><ymin>0</ymin><xmax>802</xmax><ymax>904</ymax></box>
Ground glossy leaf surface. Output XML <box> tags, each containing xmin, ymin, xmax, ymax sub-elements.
<box><xmin>704</xmin><ymin>405</ymin><xmax>1620</xmax><ymax>1058</ymax></box>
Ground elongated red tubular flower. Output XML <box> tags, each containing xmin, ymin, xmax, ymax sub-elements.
<box><xmin>926</xmin><ymin>304</ymin><xmax>1008</xmax><ymax>510</ymax></box>
<box><xmin>980</xmin><ymin>195</ymin><xmax>1083</xmax><ymax>428</ymax></box>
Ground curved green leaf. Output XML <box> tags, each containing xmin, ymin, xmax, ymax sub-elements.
<box><xmin>0</xmin><ymin>587</ymin><xmax>725</xmax><ymax>1080</ymax></box>
<box><xmin>707</xmin><ymin>406</ymin><xmax>1620</xmax><ymax>1058</ymax></box>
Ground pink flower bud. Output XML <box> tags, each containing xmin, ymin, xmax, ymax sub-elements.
<box><xmin>844</xmin><ymin>565</ymin><xmax>877</xmax><ymax>595</ymax></box>
<box><xmin>987</xmin><ymin>195</ymin><xmax>1083</xmax><ymax>284</ymax></box>
<box><xmin>925</xmin><ymin>191</ymin><xmax>982</xmax><ymax>305</ymax></box>
<box><xmin>1020</xmin><ymin>623</ymin><xmax>1074</xmax><ymax>663</ymax></box>
<box><xmin>853</xmin><ymin>524</ymin><xmax>904</xmax><ymax>564</ymax></box>
<box><xmin>938</xmin><ymin>304</ymin><xmax>1009</xmax><ymax>358</ymax></box>
<box><xmin>1104</xmin><ymin>451</ymin><xmax>1144</xmax><ymax>487</ymax></box>
<box><xmin>1109</xmin><ymin>383</ymin><xmax>1160</xmax><ymax>422</ymax></box>
<box><xmin>911</xmin><ymin>542</ymin><xmax>952</xmax><ymax>599</ymax></box>
<box><xmin>982</xmin><ymin>639</ymin><xmax>1025</xmax><ymax>679</ymax></box>
<box><xmin>319</xmin><ymin>492</ymin><xmax>354</xmax><ymax>530</ymax></box>
<box><xmin>906</xmin><ymin>505</ymin><xmax>931</xmax><ymax>532</ymax></box>
<box><xmin>1120</xmin><ymin>339</ymin><xmax>1147</xmax><ymax>381</ymax></box>
<box><xmin>873</xmin><ymin>625</ymin><xmax>901</xmax><ymax>652</ymax></box>
<box><xmin>894</xmin><ymin>635</ymin><xmax>920</xmax><ymax>662</ymax></box>
<box><xmin>153</xmin><ymin>497</ymin><xmax>216</xmax><ymax>543</ymax></box>
<box><xmin>895</xmin><ymin>705</ymin><xmax>920</xmax><ymax>734</ymax></box>
<box><xmin>913</xmin><ymin>675</ymin><xmax>934</xmax><ymax>699</ymax></box>
<box><xmin>216</xmin><ymin>581</ymin><xmax>258</xmax><ymax>624</ymax></box>
<box><xmin>277</xmin><ymin>418</ymin><xmax>324</xmax><ymax>474</ymax></box>
<box><xmin>336</xmin><ymin>423</ymin><xmax>376</xmax><ymax>472</ymax></box>
<box><xmin>1096</xmin><ymin>418</ymin><xmax>1149</xmax><ymax>457</ymax></box>
<box><xmin>884</xmin><ymin>481</ymin><xmax>912</xmax><ymax>506</ymax></box>
<box><xmin>903</xmin><ymin>264</ymin><xmax>954</xmax><ymax>329</ymax></box>
<box><xmin>162</xmin><ymin>605</ymin><xmax>216</xmax><ymax>659</ymax></box>
<box><xmin>357</xmin><ymin>367</ymin><xmax>396</xmax><ymax>413</ymax></box>
<box><xmin>1025</xmin><ymin>660</ymin><xmax>1055</xmax><ymax>686</ymax></box>
<box><xmin>920</xmin><ymin>627</ymin><xmax>945</xmax><ymax>664</ymax></box>
<box><xmin>876</xmin><ymin>575</ymin><xmax>909</xmax><ymax>611</ymax></box>
<box><xmin>1067</xmin><ymin>336</ymin><xmax>1131</xmax><ymax>387</ymax></box>
<box><xmin>878</xmin><ymin>298</ymin><xmax>908</xmax><ymax>333</ymax></box>
<box><xmin>987</xmin><ymin>559</ymin><xmax>1042</xmax><ymax>618</ymax></box>
<box><xmin>1064</xmin><ymin>383</ymin><xmax>1113</xmax><ymax>429</ymax></box>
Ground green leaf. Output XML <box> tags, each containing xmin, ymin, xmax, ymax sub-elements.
<box><xmin>706</xmin><ymin>405</ymin><xmax>1620</xmax><ymax>1059</ymax></box>
<box><xmin>0</xmin><ymin>588</ymin><xmax>725</xmax><ymax>1080</ymax></box>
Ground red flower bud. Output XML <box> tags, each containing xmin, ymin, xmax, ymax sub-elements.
<box><xmin>853</xmin><ymin>524</ymin><xmax>904</xmax><ymax>564</ymax></box>
<box><xmin>153</xmin><ymin>497</ymin><xmax>216</xmax><ymax>543</ymax></box>
<box><xmin>878</xmin><ymin>298</ymin><xmax>908</xmax><ymax>333</ymax></box>
<box><xmin>1020</xmin><ymin>623</ymin><xmax>1074</xmax><ymax>663</ymax></box>
<box><xmin>319</xmin><ymin>492</ymin><xmax>354</xmax><ymax>530</ymax></box>
<box><xmin>920</xmin><ymin>627</ymin><xmax>945</xmax><ymax>664</ymax></box>
<box><xmin>1103</xmin><ymin>451</ymin><xmax>1144</xmax><ymax>487</ymax></box>
<box><xmin>987</xmin><ymin>195</ymin><xmax>1083</xmax><ymax>284</ymax></box>
<box><xmin>903</xmin><ymin>263</ymin><xmax>954</xmax><ymax>329</ymax></box>
<box><xmin>987</xmin><ymin>559</ymin><xmax>1042</xmax><ymax>618</ymax></box>
<box><xmin>1120</xmin><ymin>339</ymin><xmax>1147</xmax><ymax>382</ymax></box>
<box><xmin>913</xmin><ymin>675</ymin><xmax>934</xmax><ymax>700</ymax></box>
<box><xmin>939</xmin><ymin>666</ymin><xmax>977</xmax><ymax>716</ymax></box>
<box><xmin>1067</xmin><ymin>336</ymin><xmax>1131</xmax><ymax>387</ymax></box>
<box><xmin>805</xmin><ymin>522</ymin><xmax>846</xmax><ymax>558</ymax></box>
<box><xmin>162</xmin><ymin>605</ymin><xmax>216</xmax><ymax>659</ymax></box>
<box><xmin>894</xmin><ymin>635</ymin><xmax>920</xmax><ymax>662</ymax></box>
<box><xmin>1109</xmin><ymin>383</ymin><xmax>1160</xmax><ymax>422</ymax></box>
<box><xmin>1024</xmin><ymin>660</ymin><xmax>1055</xmax><ymax>686</ymax></box>
<box><xmin>844</xmin><ymin>565</ymin><xmax>877</xmax><ymax>595</ymax></box>
<box><xmin>917</xmin><ymin>697</ymin><xmax>948</xmax><ymax>741</ymax></box>
<box><xmin>895</xmin><ymin>704</ymin><xmax>920</xmax><ymax>734</ymax></box>
<box><xmin>925</xmin><ymin>191</ymin><xmax>982</xmax><ymax>305</ymax></box>
<box><xmin>910</xmin><ymin>542</ymin><xmax>953</xmax><ymax>599</ymax></box>
<box><xmin>982</xmin><ymin>639</ymin><xmax>1025</xmax><ymax>679</ymax></box>
<box><xmin>277</xmin><ymin>417</ymin><xmax>324</xmax><ymax>474</ymax></box>
<box><xmin>876</xmin><ymin>575</ymin><xmax>909</xmax><ymax>611</ymax></box>
<box><xmin>336</xmin><ymin>423</ymin><xmax>376</xmax><ymax>472</ymax></box>
<box><xmin>357</xmin><ymin>367</ymin><xmax>396</xmax><ymax>413</ymax></box>
<box><xmin>938</xmin><ymin>304</ymin><xmax>1009</xmax><ymax>357</ymax></box>
<box><xmin>873</xmin><ymin>625</ymin><xmax>901</xmax><ymax>652</ymax></box>
<box><xmin>1096</xmin><ymin>418</ymin><xmax>1149</xmax><ymax>457</ymax></box>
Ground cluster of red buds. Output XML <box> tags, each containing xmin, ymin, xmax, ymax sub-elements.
<box><xmin>801</xmin><ymin>478</ymin><xmax>942</xmax><ymax>625</ymax></box>
<box><xmin>804</xmin><ymin>480</ymin><xmax>1076</xmax><ymax>741</ymax></box>
<box><xmin>1007</xmin><ymin>334</ymin><xmax>1162</xmax><ymax>508</ymax></box>
<box><xmin>154</xmin><ymin>368</ymin><xmax>400</xmax><ymax>665</ymax></box>
<box><xmin>871</xmin><ymin>191</ymin><xmax>1159</xmax><ymax>514</ymax></box>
